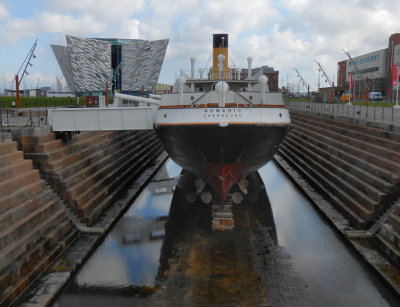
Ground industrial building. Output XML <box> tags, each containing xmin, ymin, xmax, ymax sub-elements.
<box><xmin>51</xmin><ymin>35</ymin><xmax>169</xmax><ymax>98</ymax></box>
<box><xmin>337</xmin><ymin>33</ymin><xmax>400</xmax><ymax>99</ymax></box>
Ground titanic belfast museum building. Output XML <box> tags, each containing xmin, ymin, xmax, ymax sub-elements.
<box><xmin>51</xmin><ymin>35</ymin><xmax>169</xmax><ymax>96</ymax></box>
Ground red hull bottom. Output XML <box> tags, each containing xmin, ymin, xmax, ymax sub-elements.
<box><xmin>204</xmin><ymin>162</ymin><xmax>245</xmax><ymax>204</ymax></box>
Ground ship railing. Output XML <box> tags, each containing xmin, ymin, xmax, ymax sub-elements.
<box><xmin>180</xmin><ymin>68</ymin><xmax>260</xmax><ymax>81</ymax></box>
<box><xmin>188</xmin><ymin>90</ymin><xmax>253</xmax><ymax>108</ymax></box>
<box><xmin>190</xmin><ymin>90</ymin><xmax>211</xmax><ymax>106</ymax></box>
<box><xmin>235</xmin><ymin>91</ymin><xmax>254</xmax><ymax>107</ymax></box>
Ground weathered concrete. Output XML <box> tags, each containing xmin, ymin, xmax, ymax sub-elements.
<box><xmin>0</xmin><ymin>125</ymin><xmax>166</xmax><ymax>306</ymax></box>
<box><xmin>274</xmin><ymin>154</ymin><xmax>400</xmax><ymax>297</ymax></box>
<box><xmin>0</xmin><ymin>140</ymin><xmax>75</xmax><ymax>307</ymax></box>
<box><xmin>14</xmin><ymin>152</ymin><xmax>168</xmax><ymax>307</ymax></box>
<box><xmin>279</xmin><ymin>111</ymin><xmax>400</xmax><ymax>229</ymax></box>
<box><xmin>11</xmin><ymin>129</ymin><xmax>164</xmax><ymax>225</ymax></box>
<box><xmin>276</xmin><ymin>109</ymin><xmax>400</xmax><ymax>296</ymax></box>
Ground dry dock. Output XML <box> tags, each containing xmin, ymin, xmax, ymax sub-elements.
<box><xmin>1</xmin><ymin>105</ymin><xmax>400</xmax><ymax>306</ymax></box>
<box><xmin>51</xmin><ymin>161</ymin><xmax>400</xmax><ymax>306</ymax></box>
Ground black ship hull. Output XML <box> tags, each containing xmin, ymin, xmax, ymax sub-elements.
<box><xmin>155</xmin><ymin>123</ymin><xmax>291</xmax><ymax>203</ymax></box>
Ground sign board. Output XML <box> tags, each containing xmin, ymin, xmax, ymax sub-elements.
<box><xmin>392</xmin><ymin>65</ymin><xmax>399</xmax><ymax>87</ymax></box>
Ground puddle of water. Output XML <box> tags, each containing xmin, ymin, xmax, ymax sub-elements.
<box><xmin>260</xmin><ymin>161</ymin><xmax>399</xmax><ymax>307</ymax></box>
<box><xmin>54</xmin><ymin>160</ymin><xmax>181</xmax><ymax>305</ymax></box>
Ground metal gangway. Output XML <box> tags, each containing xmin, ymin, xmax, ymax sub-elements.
<box><xmin>48</xmin><ymin>93</ymin><xmax>160</xmax><ymax>131</ymax></box>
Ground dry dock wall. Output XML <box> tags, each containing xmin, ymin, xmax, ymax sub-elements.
<box><xmin>0</xmin><ymin>137</ymin><xmax>76</xmax><ymax>306</ymax></box>
<box><xmin>0</xmin><ymin>128</ymin><xmax>164</xmax><ymax>306</ymax></box>
<box><xmin>278</xmin><ymin>110</ymin><xmax>400</xmax><ymax>266</ymax></box>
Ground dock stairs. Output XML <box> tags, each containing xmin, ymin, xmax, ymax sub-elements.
<box><xmin>277</xmin><ymin>110</ymin><xmax>400</xmax><ymax>264</ymax></box>
<box><xmin>0</xmin><ymin>128</ymin><xmax>164</xmax><ymax>305</ymax></box>
<box><xmin>0</xmin><ymin>140</ymin><xmax>76</xmax><ymax>306</ymax></box>
<box><xmin>19</xmin><ymin>130</ymin><xmax>164</xmax><ymax>225</ymax></box>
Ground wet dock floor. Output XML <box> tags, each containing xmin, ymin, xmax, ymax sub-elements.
<box><xmin>53</xmin><ymin>160</ymin><xmax>400</xmax><ymax>306</ymax></box>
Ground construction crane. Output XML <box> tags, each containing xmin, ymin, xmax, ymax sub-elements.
<box><xmin>13</xmin><ymin>38</ymin><xmax>38</xmax><ymax>108</ymax></box>
<box><xmin>314</xmin><ymin>60</ymin><xmax>335</xmax><ymax>103</ymax></box>
<box><xmin>314</xmin><ymin>60</ymin><xmax>333</xmax><ymax>87</ymax></box>
<box><xmin>293</xmin><ymin>68</ymin><xmax>310</xmax><ymax>99</ymax></box>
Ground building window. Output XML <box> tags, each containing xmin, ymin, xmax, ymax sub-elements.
<box><xmin>349</xmin><ymin>55</ymin><xmax>379</xmax><ymax>66</ymax></box>
<box><xmin>348</xmin><ymin>66</ymin><xmax>379</xmax><ymax>75</ymax></box>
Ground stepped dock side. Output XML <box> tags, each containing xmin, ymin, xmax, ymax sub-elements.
<box><xmin>0</xmin><ymin>139</ymin><xmax>76</xmax><ymax>307</ymax></box>
<box><xmin>278</xmin><ymin>110</ymin><xmax>400</xmax><ymax>230</ymax></box>
<box><xmin>12</xmin><ymin>129</ymin><xmax>164</xmax><ymax>225</ymax></box>
<box><xmin>277</xmin><ymin>109</ymin><xmax>400</xmax><ymax>269</ymax></box>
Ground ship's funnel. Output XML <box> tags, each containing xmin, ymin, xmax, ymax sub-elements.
<box><xmin>211</xmin><ymin>34</ymin><xmax>231</xmax><ymax>80</ymax></box>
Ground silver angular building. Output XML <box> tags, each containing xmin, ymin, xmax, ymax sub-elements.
<box><xmin>51</xmin><ymin>35</ymin><xmax>169</xmax><ymax>96</ymax></box>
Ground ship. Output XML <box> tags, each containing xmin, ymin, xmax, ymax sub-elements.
<box><xmin>154</xmin><ymin>34</ymin><xmax>292</xmax><ymax>230</ymax></box>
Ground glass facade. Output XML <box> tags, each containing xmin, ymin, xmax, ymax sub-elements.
<box><xmin>348</xmin><ymin>66</ymin><xmax>379</xmax><ymax>75</ymax></box>
<box><xmin>349</xmin><ymin>55</ymin><xmax>379</xmax><ymax>66</ymax></box>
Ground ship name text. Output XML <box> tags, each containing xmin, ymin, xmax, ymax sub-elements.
<box><xmin>203</xmin><ymin>108</ymin><xmax>243</xmax><ymax>118</ymax></box>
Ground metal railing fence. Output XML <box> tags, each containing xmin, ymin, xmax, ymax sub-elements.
<box><xmin>285</xmin><ymin>100</ymin><xmax>400</xmax><ymax>127</ymax></box>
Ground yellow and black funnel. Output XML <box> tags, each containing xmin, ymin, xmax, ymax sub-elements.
<box><xmin>210</xmin><ymin>34</ymin><xmax>231</xmax><ymax>80</ymax></box>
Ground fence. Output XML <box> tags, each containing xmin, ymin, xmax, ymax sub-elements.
<box><xmin>0</xmin><ymin>107</ymin><xmax>49</xmax><ymax>129</ymax></box>
<box><xmin>285</xmin><ymin>100</ymin><xmax>400</xmax><ymax>127</ymax></box>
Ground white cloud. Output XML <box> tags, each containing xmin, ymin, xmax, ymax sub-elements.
<box><xmin>39</xmin><ymin>12</ymin><xmax>105</xmax><ymax>36</ymax></box>
<box><xmin>2</xmin><ymin>0</ymin><xmax>400</xmax><ymax>90</ymax></box>
<box><xmin>117</xmin><ymin>19</ymin><xmax>142</xmax><ymax>39</ymax></box>
<box><xmin>45</xmin><ymin>0</ymin><xmax>146</xmax><ymax>21</ymax></box>
<box><xmin>0</xmin><ymin>17</ymin><xmax>38</xmax><ymax>44</ymax></box>
<box><xmin>0</xmin><ymin>3</ymin><xmax>9</xmax><ymax>18</ymax></box>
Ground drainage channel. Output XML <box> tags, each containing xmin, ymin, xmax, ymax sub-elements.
<box><xmin>52</xmin><ymin>160</ymin><xmax>399</xmax><ymax>306</ymax></box>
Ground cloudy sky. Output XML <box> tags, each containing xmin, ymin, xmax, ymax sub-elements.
<box><xmin>1</xmin><ymin>0</ymin><xmax>400</xmax><ymax>92</ymax></box>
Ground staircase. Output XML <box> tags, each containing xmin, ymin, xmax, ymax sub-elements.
<box><xmin>278</xmin><ymin>111</ymin><xmax>400</xmax><ymax>229</ymax></box>
<box><xmin>376</xmin><ymin>203</ymin><xmax>400</xmax><ymax>265</ymax></box>
<box><xmin>19</xmin><ymin>130</ymin><xmax>164</xmax><ymax>224</ymax></box>
<box><xmin>0</xmin><ymin>140</ymin><xmax>76</xmax><ymax>306</ymax></box>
